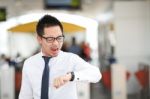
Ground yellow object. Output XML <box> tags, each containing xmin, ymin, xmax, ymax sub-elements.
<box><xmin>8</xmin><ymin>21</ymin><xmax>85</xmax><ymax>33</ymax></box>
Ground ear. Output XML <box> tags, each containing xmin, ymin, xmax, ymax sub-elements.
<box><xmin>37</xmin><ymin>35</ymin><xmax>42</xmax><ymax>44</ymax></box>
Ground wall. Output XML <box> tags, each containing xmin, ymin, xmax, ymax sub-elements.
<box><xmin>114</xmin><ymin>0</ymin><xmax>150</xmax><ymax>94</ymax></box>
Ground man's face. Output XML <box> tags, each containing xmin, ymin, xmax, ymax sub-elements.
<box><xmin>37</xmin><ymin>26</ymin><xmax>64</xmax><ymax>57</ymax></box>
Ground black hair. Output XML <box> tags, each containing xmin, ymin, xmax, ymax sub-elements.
<box><xmin>36</xmin><ymin>14</ymin><xmax>63</xmax><ymax>36</ymax></box>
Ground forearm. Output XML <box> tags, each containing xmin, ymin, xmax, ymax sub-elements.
<box><xmin>74</xmin><ymin>66</ymin><xmax>101</xmax><ymax>83</ymax></box>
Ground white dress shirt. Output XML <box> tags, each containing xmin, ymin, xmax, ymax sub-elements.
<box><xmin>19</xmin><ymin>51</ymin><xmax>101</xmax><ymax>99</ymax></box>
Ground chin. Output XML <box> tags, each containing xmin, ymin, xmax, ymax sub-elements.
<box><xmin>51</xmin><ymin>53</ymin><xmax>58</xmax><ymax>57</ymax></box>
<box><xmin>48</xmin><ymin>49</ymin><xmax>60</xmax><ymax>57</ymax></box>
<box><xmin>51</xmin><ymin>51</ymin><xmax>59</xmax><ymax>57</ymax></box>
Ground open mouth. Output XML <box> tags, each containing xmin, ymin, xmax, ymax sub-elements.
<box><xmin>51</xmin><ymin>48</ymin><xmax>59</xmax><ymax>53</ymax></box>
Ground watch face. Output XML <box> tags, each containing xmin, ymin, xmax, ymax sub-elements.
<box><xmin>70</xmin><ymin>72</ymin><xmax>75</xmax><ymax>81</ymax></box>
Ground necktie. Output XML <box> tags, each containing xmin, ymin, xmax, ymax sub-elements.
<box><xmin>41</xmin><ymin>56</ymin><xmax>51</xmax><ymax>99</ymax></box>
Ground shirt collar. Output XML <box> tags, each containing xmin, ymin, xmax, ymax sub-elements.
<box><xmin>39</xmin><ymin>49</ymin><xmax>62</xmax><ymax>58</ymax></box>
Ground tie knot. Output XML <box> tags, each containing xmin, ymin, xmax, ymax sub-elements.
<box><xmin>42</xmin><ymin>56</ymin><xmax>51</xmax><ymax>65</ymax></box>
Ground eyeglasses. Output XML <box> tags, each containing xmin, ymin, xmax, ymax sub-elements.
<box><xmin>41</xmin><ymin>35</ymin><xmax>65</xmax><ymax>43</ymax></box>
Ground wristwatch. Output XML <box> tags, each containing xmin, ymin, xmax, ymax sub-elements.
<box><xmin>70</xmin><ymin>72</ymin><xmax>75</xmax><ymax>81</ymax></box>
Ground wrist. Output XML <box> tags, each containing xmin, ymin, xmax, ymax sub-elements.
<box><xmin>67</xmin><ymin>72</ymin><xmax>75</xmax><ymax>81</ymax></box>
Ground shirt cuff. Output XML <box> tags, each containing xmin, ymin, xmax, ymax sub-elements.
<box><xmin>73</xmin><ymin>72</ymin><xmax>83</xmax><ymax>81</ymax></box>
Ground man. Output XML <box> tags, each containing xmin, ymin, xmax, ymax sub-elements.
<box><xmin>68</xmin><ymin>37</ymin><xmax>81</xmax><ymax>56</ymax></box>
<box><xmin>19</xmin><ymin>14</ymin><xmax>101</xmax><ymax>99</ymax></box>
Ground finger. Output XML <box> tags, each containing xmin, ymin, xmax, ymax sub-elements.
<box><xmin>57</xmin><ymin>78</ymin><xmax>62</xmax><ymax>88</ymax></box>
<box><xmin>57</xmin><ymin>77</ymin><xmax>64</xmax><ymax>88</ymax></box>
<box><xmin>53</xmin><ymin>76</ymin><xmax>68</xmax><ymax>89</ymax></box>
<box><xmin>60</xmin><ymin>77</ymin><xmax>65</xmax><ymax>85</ymax></box>
<box><xmin>53</xmin><ymin>79</ymin><xmax>57</xmax><ymax>88</ymax></box>
<box><xmin>56</xmin><ymin>78</ymin><xmax>61</xmax><ymax>88</ymax></box>
<box><xmin>58</xmin><ymin>77</ymin><xmax>66</xmax><ymax>88</ymax></box>
<box><xmin>54</xmin><ymin>78</ymin><xmax>59</xmax><ymax>88</ymax></box>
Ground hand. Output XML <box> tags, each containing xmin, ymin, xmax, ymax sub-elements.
<box><xmin>53</xmin><ymin>73</ymin><xmax>71</xmax><ymax>89</ymax></box>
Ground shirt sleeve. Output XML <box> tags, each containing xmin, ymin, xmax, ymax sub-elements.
<box><xmin>72</xmin><ymin>54</ymin><xmax>102</xmax><ymax>83</ymax></box>
<box><xmin>19</xmin><ymin>60</ymin><xmax>33</xmax><ymax>99</ymax></box>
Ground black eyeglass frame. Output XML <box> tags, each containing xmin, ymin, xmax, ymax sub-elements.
<box><xmin>41</xmin><ymin>35</ymin><xmax>65</xmax><ymax>43</ymax></box>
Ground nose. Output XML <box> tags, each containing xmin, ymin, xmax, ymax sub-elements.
<box><xmin>52</xmin><ymin>39</ymin><xmax>59</xmax><ymax>45</ymax></box>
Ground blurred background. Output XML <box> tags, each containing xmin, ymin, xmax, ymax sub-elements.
<box><xmin>0</xmin><ymin>0</ymin><xmax>150</xmax><ymax>99</ymax></box>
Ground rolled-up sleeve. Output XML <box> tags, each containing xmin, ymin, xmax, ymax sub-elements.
<box><xmin>19</xmin><ymin>61</ymin><xmax>33</xmax><ymax>99</ymax></box>
<box><xmin>72</xmin><ymin>55</ymin><xmax>102</xmax><ymax>83</ymax></box>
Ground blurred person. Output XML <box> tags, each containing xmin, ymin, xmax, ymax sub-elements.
<box><xmin>0</xmin><ymin>54</ymin><xmax>14</xmax><ymax>67</ymax></box>
<box><xmin>61</xmin><ymin>41</ymin><xmax>68</xmax><ymax>52</ymax></box>
<box><xmin>0</xmin><ymin>54</ymin><xmax>10</xmax><ymax>69</ymax></box>
<box><xmin>80</xmin><ymin>41</ymin><xmax>91</xmax><ymax>62</ymax></box>
<box><xmin>19</xmin><ymin>15</ymin><xmax>101</xmax><ymax>99</ymax></box>
<box><xmin>15</xmin><ymin>53</ymin><xmax>24</xmax><ymax>63</ymax></box>
<box><xmin>68</xmin><ymin>37</ymin><xmax>82</xmax><ymax>56</ymax></box>
<box><xmin>0</xmin><ymin>54</ymin><xmax>7</xmax><ymax>66</ymax></box>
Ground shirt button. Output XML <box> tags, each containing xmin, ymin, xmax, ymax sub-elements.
<box><xmin>77</xmin><ymin>78</ymin><xmax>79</xmax><ymax>80</ymax></box>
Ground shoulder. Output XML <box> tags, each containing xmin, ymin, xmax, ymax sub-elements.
<box><xmin>25</xmin><ymin>53</ymin><xmax>40</xmax><ymax>63</ymax></box>
<box><xmin>60</xmin><ymin>50</ymin><xmax>77</xmax><ymax>57</ymax></box>
<box><xmin>59</xmin><ymin>50</ymin><xmax>82</xmax><ymax>61</ymax></box>
<box><xmin>23</xmin><ymin>53</ymin><xmax>41</xmax><ymax>69</ymax></box>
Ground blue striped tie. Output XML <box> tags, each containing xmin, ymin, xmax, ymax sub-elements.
<box><xmin>41</xmin><ymin>56</ymin><xmax>51</xmax><ymax>99</ymax></box>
